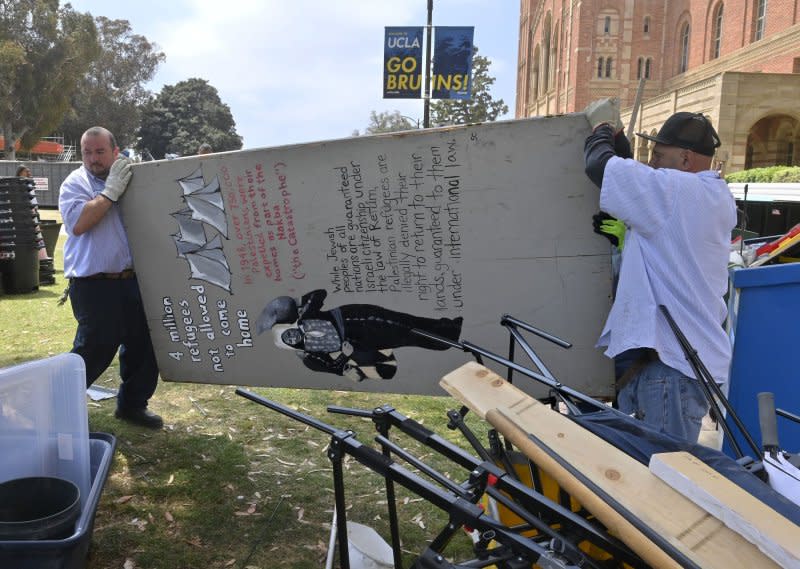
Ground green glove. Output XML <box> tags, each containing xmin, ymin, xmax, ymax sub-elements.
<box><xmin>592</xmin><ymin>212</ymin><xmax>626</xmax><ymax>250</ymax></box>
<box><xmin>101</xmin><ymin>157</ymin><xmax>132</xmax><ymax>202</ymax></box>
<box><xmin>583</xmin><ymin>97</ymin><xmax>623</xmax><ymax>131</ymax></box>
<box><xmin>601</xmin><ymin>219</ymin><xmax>626</xmax><ymax>250</ymax></box>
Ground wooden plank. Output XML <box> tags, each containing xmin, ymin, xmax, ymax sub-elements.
<box><xmin>650</xmin><ymin>451</ymin><xmax>800</xmax><ymax>568</ymax></box>
<box><xmin>440</xmin><ymin>361</ymin><xmax>541</xmax><ymax>420</ymax></box>
<box><xmin>440</xmin><ymin>362</ymin><xmax>779</xmax><ymax>569</ymax></box>
<box><xmin>486</xmin><ymin>408</ymin><xmax>686</xmax><ymax>569</ymax></box>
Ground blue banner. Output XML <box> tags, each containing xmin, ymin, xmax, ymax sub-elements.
<box><xmin>383</xmin><ymin>27</ymin><xmax>423</xmax><ymax>99</ymax></box>
<box><xmin>432</xmin><ymin>26</ymin><xmax>474</xmax><ymax>100</ymax></box>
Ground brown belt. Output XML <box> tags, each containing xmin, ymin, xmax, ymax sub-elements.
<box><xmin>76</xmin><ymin>269</ymin><xmax>136</xmax><ymax>280</ymax></box>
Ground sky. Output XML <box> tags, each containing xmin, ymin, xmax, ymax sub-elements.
<box><xmin>66</xmin><ymin>0</ymin><xmax>520</xmax><ymax>151</ymax></box>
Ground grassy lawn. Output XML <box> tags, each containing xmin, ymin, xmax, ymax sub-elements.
<box><xmin>1</xmin><ymin>215</ymin><xmax>485</xmax><ymax>568</ymax></box>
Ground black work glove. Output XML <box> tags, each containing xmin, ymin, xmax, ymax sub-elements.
<box><xmin>592</xmin><ymin>211</ymin><xmax>626</xmax><ymax>250</ymax></box>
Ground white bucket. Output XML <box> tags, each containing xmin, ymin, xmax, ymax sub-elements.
<box><xmin>346</xmin><ymin>521</ymin><xmax>394</xmax><ymax>569</ymax></box>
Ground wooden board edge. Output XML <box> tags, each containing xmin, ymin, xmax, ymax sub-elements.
<box><xmin>650</xmin><ymin>451</ymin><xmax>800</xmax><ymax>568</ymax></box>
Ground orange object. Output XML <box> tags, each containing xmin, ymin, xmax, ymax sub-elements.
<box><xmin>756</xmin><ymin>223</ymin><xmax>800</xmax><ymax>257</ymax></box>
<box><xmin>0</xmin><ymin>137</ymin><xmax>64</xmax><ymax>155</ymax></box>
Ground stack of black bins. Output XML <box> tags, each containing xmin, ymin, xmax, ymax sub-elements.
<box><xmin>0</xmin><ymin>177</ymin><xmax>41</xmax><ymax>294</ymax></box>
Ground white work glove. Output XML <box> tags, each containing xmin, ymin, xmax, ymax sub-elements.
<box><xmin>583</xmin><ymin>97</ymin><xmax>623</xmax><ymax>131</ymax></box>
<box><xmin>100</xmin><ymin>157</ymin><xmax>132</xmax><ymax>202</ymax></box>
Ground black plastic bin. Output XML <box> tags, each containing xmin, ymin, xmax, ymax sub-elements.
<box><xmin>0</xmin><ymin>433</ymin><xmax>117</xmax><ymax>569</ymax></box>
<box><xmin>0</xmin><ymin>477</ymin><xmax>81</xmax><ymax>541</ymax></box>
<box><xmin>39</xmin><ymin>220</ymin><xmax>62</xmax><ymax>259</ymax></box>
<box><xmin>0</xmin><ymin>245</ymin><xmax>39</xmax><ymax>293</ymax></box>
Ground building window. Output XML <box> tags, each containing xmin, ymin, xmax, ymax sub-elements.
<box><xmin>637</xmin><ymin>58</ymin><xmax>652</xmax><ymax>79</ymax></box>
<box><xmin>643</xmin><ymin>16</ymin><xmax>650</xmax><ymax>34</ymax></box>
<box><xmin>605</xmin><ymin>57</ymin><xmax>613</xmax><ymax>78</ymax></box>
<box><xmin>543</xmin><ymin>14</ymin><xmax>551</xmax><ymax>93</ymax></box>
<box><xmin>712</xmin><ymin>3</ymin><xmax>723</xmax><ymax>59</ymax></box>
<box><xmin>597</xmin><ymin>57</ymin><xmax>604</xmax><ymax>78</ymax></box>
<box><xmin>679</xmin><ymin>22</ymin><xmax>690</xmax><ymax>73</ymax></box>
<box><xmin>597</xmin><ymin>10</ymin><xmax>618</xmax><ymax>36</ymax></box>
<box><xmin>531</xmin><ymin>45</ymin><xmax>540</xmax><ymax>100</ymax></box>
<box><xmin>787</xmin><ymin>142</ymin><xmax>795</xmax><ymax>166</ymax></box>
<box><xmin>754</xmin><ymin>0</ymin><xmax>767</xmax><ymax>41</ymax></box>
<box><xmin>551</xmin><ymin>23</ymin><xmax>559</xmax><ymax>90</ymax></box>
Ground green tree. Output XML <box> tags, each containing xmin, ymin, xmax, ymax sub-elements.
<box><xmin>57</xmin><ymin>16</ymin><xmax>165</xmax><ymax>150</ymax></box>
<box><xmin>430</xmin><ymin>49</ymin><xmax>508</xmax><ymax>126</ymax></box>
<box><xmin>352</xmin><ymin>110</ymin><xmax>421</xmax><ymax>136</ymax></box>
<box><xmin>137</xmin><ymin>78</ymin><xmax>242</xmax><ymax>158</ymax></box>
<box><xmin>0</xmin><ymin>0</ymin><xmax>98</xmax><ymax>160</ymax></box>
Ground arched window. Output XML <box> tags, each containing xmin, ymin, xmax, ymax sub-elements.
<box><xmin>542</xmin><ymin>14</ymin><xmax>551</xmax><ymax>93</ymax></box>
<box><xmin>643</xmin><ymin>16</ymin><xmax>650</xmax><ymax>34</ymax></box>
<box><xmin>637</xmin><ymin>57</ymin><xmax>643</xmax><ymax>79</ymax></box>
<box><xmin>754</xmin><ymin>0</ymin><xmax>767</xmax><ymax>41</ymax></box>
<box><xmin>597</xmin><ymin>10</ymin><xmax>619</xmax><ymax>36</ymax></box>
<box><xmin>531</xmin><ymin>45</ymin><xmax>540</xmax><ymax>100</ymax></box>
<box><xmin>679</xmin><ymin>22</ymin><xmax>690</xmax><ymax>73</ymax></box>
<box><xmin>526</xmin><ymin>24</ymin><xmax>535</xmax><ymax>86</ymax></box>
<box><xmin>645</xmin><ymin>58</ymin><xmax>652</xmax><ymax>79</ymax></box>
<box><xmin>551</xmin><ymin>22</ymin><xmax>559</xmax><ymax>90</ymax></box>
<box><xmin>597</xmin><ymin>57</ymin><xmax>604</xmax><ymax>78</ymax></box>
<box><xmin>711</xmin><ymin>3</ymin><xmax>724</xmax><ymax>59</ymax></box>
<box><xmin>605</xmin><ymin>57</ymin><xmax>613</xmax><ymax>78</ymax></box>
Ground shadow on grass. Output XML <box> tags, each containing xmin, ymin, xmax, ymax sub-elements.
<box><xmin>4</xmin><ymin>288</ymin><xmax>62</xmax><ymax>299</ymax></box>
<box><xmin>89</xmin><ymin>409</ymin><xmax>305</xmax><ymax>568</ymax></box>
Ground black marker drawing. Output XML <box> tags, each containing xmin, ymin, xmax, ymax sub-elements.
<box><xmin>171</xmin><ymin>167</ymin><xmax>232</xmax><ymax>293</ymax></box>
<box><xmin>255</xmin><ymin>289</ymin><xmax>463</xmax><ymax>382</ymax></box>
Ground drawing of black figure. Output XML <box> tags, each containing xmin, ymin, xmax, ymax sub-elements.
<box><xmin>255</xmin><ymin>289</ymin><xmax>463</xmax><ymax>382</ymax></box>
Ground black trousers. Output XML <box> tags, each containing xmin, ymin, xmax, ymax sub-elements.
<box><xmin>69</xmin><ymin>277</ymin><xmax>158</xmax><ymax>410</ymax></box>
<box><xmin>326</xmin><ymin>306</ymin><xmax>462</xmax><ymax>351</ymax></box>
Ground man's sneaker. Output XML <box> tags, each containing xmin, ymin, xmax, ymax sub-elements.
<box><xmin>114</xmin><ymin>407</ymin><xmax>163</xmax><ymax>429</ymax></box>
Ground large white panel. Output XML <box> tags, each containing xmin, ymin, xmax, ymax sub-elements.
<box><xmin>121</xmin><ymin>113</ymin><xmax>614</xmax><ymax>397</ymax></box>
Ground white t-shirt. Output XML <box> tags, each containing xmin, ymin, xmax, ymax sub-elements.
<box><xmin>598</xmin><ymin>156</ymin><xmax>737</xmax><ymax>384</ymax></box>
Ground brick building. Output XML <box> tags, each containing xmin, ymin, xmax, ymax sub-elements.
<box><xmin>516</xmin><ymin>1</ymin><xmax>800</xmax><ymax>172</ymax></box>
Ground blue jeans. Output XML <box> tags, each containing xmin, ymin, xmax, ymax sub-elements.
<box><xmin>616</xmin><ymin>358</ymin><xmax>708</xmax><ymax>443</ymax></box>
<box><xmin>69</xmin><ymin>277</ymin><xmax>159</xmax><ymax>410</ymax></box>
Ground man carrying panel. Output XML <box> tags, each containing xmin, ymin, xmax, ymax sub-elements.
<box><xmin>583</xmin><ymin>100</ymin><xmax>736</xmax><ymax>442</ymax></box>
<box><xmin>59</xmin><ymin>126</ymin><xmax>163</xmax><ymax>429</ymax></box>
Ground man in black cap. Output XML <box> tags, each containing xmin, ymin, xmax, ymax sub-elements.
<box><xmin>581</xmin><ymin>100</ymin><xmax>736</xmax><ymax>443</ymax></box>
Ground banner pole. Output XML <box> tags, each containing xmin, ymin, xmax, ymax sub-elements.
<box><xmin>423</xmin><ymin>0</ymin><xmax>433</xmax><ymax>128</ymax></box>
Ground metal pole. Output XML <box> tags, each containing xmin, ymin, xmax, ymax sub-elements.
<box><xmin>423</xmin><ymin>0</ymin><xmax>433</xmax><ymax>128</ymax></box>
<box><xmin>626</xmin><ymin>77</ymin><xmax>646</xmax><ymax>140</ymax></box>
<box><xmin>330</xmin><ymin>440</ymin><xmax>351</xmax><ymax>569</ymax></box>
<box><xmin>373</xmin><ymin>408</ymin><xmax>404</xmax><ymax>569</ymax></box>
